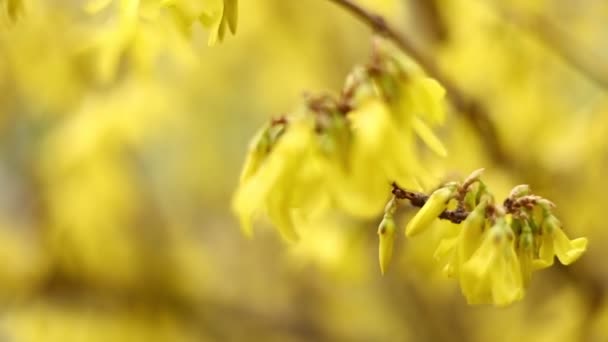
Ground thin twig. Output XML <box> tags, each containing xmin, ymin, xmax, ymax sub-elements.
<box><xmin>327</xmin><ymin>0</ymin><xmax>510</xmax><ymax>165</ymax></box>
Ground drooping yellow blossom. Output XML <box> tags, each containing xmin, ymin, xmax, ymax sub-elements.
<box><xmin>374</xmin><ymin>39</ymin><xmax>448</xmax><ymax>158</ymax></box>
<box><xmin>336</xmin><ymin>99</ymin><xmax>420</xmax><ymax>217</ymax></box>
<box><xmin>232</xmin><ymin>116</ymin><xmax>317</xmax><ymax>241</ymax></box>
<box><xmin>77</xmin><ymin>0</ymin><xmax>237</xmax><ymax>82</ymax></box>
<box><xmin>461</xmin><ymin>218</ymin><xmax>524</xmax><ymax>306</ymax></box>
<box><xmin>434</xmin><ymin>200</ymin><xmax>488</xmax><ymax>277</ymax></box>
<box><xmin>537</xmin><ymin>214</ymin><xmax>588</xmax><ymax>267</ymax></box>
<box><xmin>233</xmin><ymin>42</ymin><xmax>450</xmax><ymax>240</ymax></box>
<box><xmin>516</xmin><ymin>219</ymin><xmax>535</xmax><ymax>286</ymax></box>
<box><xmin>405</xmin><ymin>184</ymin><xmax>457</xmax><ymax>237</ymax></box>
<box><xmin>160</xmin><ymin>0</ymin><xmax>237</xmax><ymax>45</ymax></box>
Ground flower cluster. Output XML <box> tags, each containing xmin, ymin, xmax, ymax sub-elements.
<box><xmin>233</xmin><ymin>40</ymin><xmax>448</xmax><ymax>241</ymax></box>
<box><xmin>382</xmin><ymin>170</ymin><xmax>588</xmax><ymax>306</ymax></box>
<box><xmin>1</xmin><ymin>0</ymin><xmax>238</xmax><ymax>87</ymax></box>
<box><xmin>6</xmin><ymin>0</ymin><xmax>237</xmax><ymax>44</ymax></box>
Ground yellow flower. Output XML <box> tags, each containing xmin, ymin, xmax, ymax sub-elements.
<box><xmin>399</xmin><ymin>77</ymin><xmax>448</xmax><ymax>157</ymax></box>
<box><xmin>461</xmin><ymin>218</ymin><xmax>524</xmax><ymax>306</ymax></box>
<box><xmin>537</xmin><ymin>215</ymin><xmax>588</xmax><ymax>267</ymax></box>
<box><xmin>232</xmin><ymin>119</ymin><xmax>314</xmax><ymax>241</ymax></box>
<box><xmin>437</xmin><ymin>200</ymin><xmax>488</xmax><ymax>277</ymax></box>
<box><xmin>335</xmin><ymin>99</ymin><xmax>422</xmax><ymax>218</ymax></box>
<box><xmin>202</xmin><ymin>0</ymin><xmax>238</xmax><ymax>45</ymax></box>
<box><xmin>405</xmin><ymin>185</ymin><xmax>457</xmax><ymax>237</ymax></box>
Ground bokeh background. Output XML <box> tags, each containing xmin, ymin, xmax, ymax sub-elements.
<box><xmin>1</xmin><ymin>0</ymin><xmax>607</xmax><ymax>340</ymax></box>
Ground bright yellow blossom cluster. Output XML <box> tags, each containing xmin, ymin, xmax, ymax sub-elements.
<box><xmin>384</xmin><ymin>171</ymin><xmax>588</xmax><ymax>306</ymax></box>
<box><xmin>233</xmin><ymin>40</ymin><xmax>448</xmax><ymax>241</ymax></box>
<box><xmin>84</xmin><ymin>0</ymin><xmax>238</xmax><ymax>45</ymax></box>
<box><xmin>1</xmin><ymin>0</ymin><xmax>237</xmax><ymax>86</ymax></box>
<box><xmin>231</xmin><ymin>38</ymin><xmax>588</xmax><ymax>306</ymax></box>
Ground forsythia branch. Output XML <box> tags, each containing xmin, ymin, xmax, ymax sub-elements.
<box><xmin>379</xmin><ymin>170</ymin><xmax>588</xmax><ymax>305</ymax></box>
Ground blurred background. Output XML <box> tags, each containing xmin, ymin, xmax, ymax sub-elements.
<box><xmin>0</xmin><ymin>0</ymin><xmax>607</xmax><ymax>340</ymax></box>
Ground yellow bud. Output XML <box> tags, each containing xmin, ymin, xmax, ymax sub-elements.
<box><xmin>461</xmin><ymin>219</ymin><xmax>524</xmax><ymax>306</ymax></box>
<box><xmin>405</xmin><ymin>186</ymin><xmax>455</xmax><ymax>237</ymax></box>
<box><xmin>378</xmin><ymin>216</ymin><xmax>396</xmax><ymax>275</ymax></box>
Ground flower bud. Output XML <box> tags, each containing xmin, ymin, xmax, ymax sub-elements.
<box><xmin>405</xmin><ymin>185</ymin><xmax>456</xmax><ymax>237</ymax></box>
<box><xmin>378</xmin><ymin>216</ymin><xmax>396</xmax><ymax>275</ymax></box>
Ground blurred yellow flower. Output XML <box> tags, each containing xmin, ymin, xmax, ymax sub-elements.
<box><xmin>537</xmin><ymin>215</ymin><xmax>588</xmax><ymax>267</ymax></box>
<box><xmin>461</xmin><ymin>218</ymin><xmax>524</xmax><ymax>306</ymax></box>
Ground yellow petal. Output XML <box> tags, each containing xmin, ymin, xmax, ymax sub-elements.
<box><xmin>537</xmin><ymin>231</ymin><xmax>556</xmax><ymax>267</ymax></box>
<box><xmin>266</xmin><ymin>188</ymin><xmax>299</xmax><ymax>242</ymax></box>
<box><xmin>414</xmin><ymin>77</ymin><xmax>446</xmax><ymax>125</ymax></box>
<box><xmin>554</xmin><ymin>230</ymin><xmax>587</xmax><ymax>265</ymax></box>
<box><xmin>412</xmin><ymin>117</ymin><xmax>447</xmax><ymax>157</ymax></box>
<box><xmin>455</xmin><ymin>201</ymin><xmax>487</xmax><ymax>274</ymax></box>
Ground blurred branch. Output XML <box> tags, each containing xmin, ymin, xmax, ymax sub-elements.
<box><xmin>408</xmin><ymin>0</ymin><xmax>448</xmax><ymax>45</ymax></box>
<box><xmin>327</xmin><ymin>0</ymin><xmax>511</xmax><ymax>165</ymax></box>
<box><xmin>488</xmin><ymin>2</ymin><xmax>608</xmax><ymax>91</ymax></box>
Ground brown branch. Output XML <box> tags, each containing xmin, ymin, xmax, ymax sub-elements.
<box><xmin>327</xmin><ymin>0</ymin><xmax>511</xmax><ymax>165</ymax></box>
<box><xmin>391</xmin><ymin>182</ymin><xmax>469</xmax><ymax>223</ymax></box>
